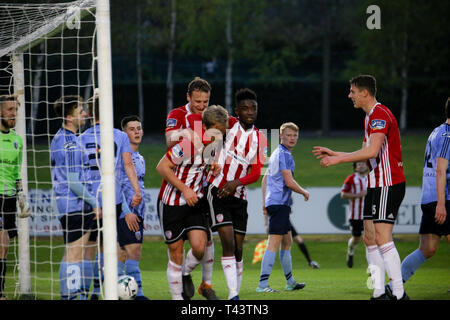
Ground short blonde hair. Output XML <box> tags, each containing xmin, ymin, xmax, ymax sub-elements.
<box><xmin>280</xmin><ymin>122</ymin><xmax>299</xmax><ymax>135</ymax></box>
<box><xmin>202</xmin><ymin>105</ymin><xmax>228</xmax><ymax>129</ymax></box>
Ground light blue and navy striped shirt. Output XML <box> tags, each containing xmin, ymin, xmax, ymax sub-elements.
<box><xmin>421</xmin><ymin>123</ymin><xmax>450</xmax><ymax>204</ymax></box>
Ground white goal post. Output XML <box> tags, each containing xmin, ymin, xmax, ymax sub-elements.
<box><xmin>0</xmin><ymin>0</ymin><xmax>118</xmax><ymax>299</ymax></box>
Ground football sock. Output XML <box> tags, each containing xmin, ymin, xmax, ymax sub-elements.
<box><xmin>298</xmin><ymin>242</ymin><xmax>312</xmax><ymax>263</ymax></box>
<box><xmin>183</xmin><ymin>248</ymin><xmax>201</xmax><ymax>275</ymax></box>
<box><xmin>236</xmin><ymin>259</ymin><xmax>243</xmax><ymax>293</ymax></box>
<box><xmin>259</xmin><ymin>249</ymin><xmax>276</xmax><ymax>288</ymax></box>
<box><xmin>280</xmin><ymin>250</ymin><xmax>296</xmax><ymax>285</ymax></box>
<box><xmin>348</xmin><ymin>237</ymin><xmax>357</xmax><ymax>255</ymax></box>
<box><xmin>125</xmin><ymin>259</ymin><xmax>143</xmax><ymax>296</ymax></box>
<box><xmin>167</xmin><ymin>260</ymin><xmax>183</xmax><ymax>300</ymax></box>
<box><xmin>201</xmin><ymin>240</ymin><xmax>214</xmax><ymax>286</ymax></box>
<box><xmin>92</xmin><ymin>252</ymin><xmax>104</xmax><ymax>295</ymax></box>
<box><xmin>0</xmin><ymin>259</ymin><xmax>6</xmax><ymax>297</ymax></box>
<box><xmin>59</xmin><ymin>260</ymin><xmax>81</xmax><ymax>300</ymax></box>
<box><xmin>80</xmin><ymin>260</ymin><xmax>92</xmax><ymax>300</ymax></box>
<box><xmin>379</xmin><ymin>242</ymin><xmax>404</xmax><ymax>299</ymax></box>
<box><xmin>365</xmin><ymin>245</ymin><xmax>385</xmax><ymax>297</ymax></box>
<box><xmin>118</xmin><ymin>260</ymin><xmax>125</xmax><ymax>277</ymax></box>
<box><xmin>221</xmin><ymin>256</ymin><xmax>238</xmax><ymax>299</ymax></box>
<box><xmin>401</xmin><ymin>249</ymin><xmax>427</xmax><ymax>283</ymax></box>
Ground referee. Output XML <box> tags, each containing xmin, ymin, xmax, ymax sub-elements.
<box><xmin>0</xmin><ymin>95</ymin><xmax>29</xmax><ymax>300</ymax></box>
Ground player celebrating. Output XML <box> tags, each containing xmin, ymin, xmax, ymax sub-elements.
<box><xmin>50</xmin><ymin>95</ymin><xmax>99</xmax><ymax>300</ymax></box>
<box><xmin>0</xmin><ymin>95</ymin><xmax>29</xmax><ymax>300</ymax></box>
<box><xmin>80</xmin><ymin>96</ymin><xmax>142</xmax><ymax>299</ymax></box>
<box><xmin>394</xmin><ymin>97</ymin><xmax>450</xmax><ymax>293</ymax></box>
<box><xmin>313</xmin><ymin>75</ymin><xmax>408</xmax><ymax>300</ymax></box>
<box><xmin>257</xmin><ymin>122</ymin><xmax>309</xmax><ymax>293</ymax></box>
<box><xmin>206</xmin><ymin>88</ymin><xmax>267</xmax><ymax>300</ymax></box>
<box><xmin>157</xmin><ymin>105</ymin><xmax>228</xmax><ymax>300</ymax></box>
<box><xmin>164</xmin><ymin>77</ymin><xmax>217</xmax><ymax>300</ymax></box>
<box><xmin>117</xmin><ymin>115</ymin><xmax>149</xmax><ymax>300</ymax></box>
<box><xmin>340</xmin><ymin>161</ymin><xmax>368</xmax><ymax>268</ymax></box>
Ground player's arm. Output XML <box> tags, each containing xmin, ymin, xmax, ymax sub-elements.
<box><xmin>435</xmin><ymin>157</ymin><xmax>448</xmax><ymax>225</ymax></box>
<box><xmin>156</xmin><ymin>155</ymin><xmax>198</xmax><ymax>206</ymax></box>
<box><xmin>281</xmin><ymin>169</ymin><xmax>309</xmax><ymax>201</ymax></box>
<box><xmin>67</xmin><ymin>172</ymin><xmax>101</xmax><ymax>220</ymax></box>
<box><xmin>121</xmin><ymin>193</ymin><xmax>140</xmax><ymax>232</ymax></box>
<box><xmin>319</xmin><ymin>132</ymin><xmax>384</xmax><ymax>168</ymax></box>
<box><xmin>341</xmin><ymin>190</ymin><xmax>367</xmax><ymax>199</ymax></box>
<box><xmin>122</xmin><ymin>152</ymin><xmax>142</xmax><ymax>207</ymax></box>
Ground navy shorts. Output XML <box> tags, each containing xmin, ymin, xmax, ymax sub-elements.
<box><xmin>117</xmin><ymin>214</ymin><xmax>144</xmax><ymax>247</ymax></box>
<box><xmin>419</xmin><ymin>202</ymin><xmax>450</xmax><ymax>236</ymax></box>
<box><xmin>267</xmin><ymin>205</ymin><xmax>291</xmax><ymax>235</ymax></box>
<box><xmin>0</xmin><ymin>195</ymin><xmax>17</xmax><ymax>239</ymax></box>
<box><xmin>60</xmin><ymin>210</ymin><xmax>96</xmax><ymax>244</ymax></box>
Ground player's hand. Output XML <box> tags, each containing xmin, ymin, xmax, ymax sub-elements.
<box><xmin>218</xmin><ymin>180</ymin><xmax>241</xmax><ymax>198</ymax></box>
<box><xmin>131</xmin><ymin>190</ymin><xmax>142</xmax><ymax>207</ymax></box>
<box><xmin>302</xmin><ymin>190</ymin><xmax>310</xmax><ymax>201</ymax></box>
<box><xmin>210</xmin><ymin>162</ymin><xmax>222</xmax><ymax>176</ymax></box>
<box><xmin>183</xmin><ymin>187</ymin><xmax>198</xmax><ymax>207</ymax></box>
<box><xmin>312</xmin><ymin>146</ymin><xmax>334</xmax><ymax>159</ymax></box>
<box><xmin>125</xmin><ymin>212</ymin><xmax>141</xmax><ymax>232</ymax></box>
<box><xmin>17</xmin><ymin>191</ymin><xmax>31</xmax><ymax>218</ymax></box>
<box><xmin>93</xmin><ymin>206</ymin><xmax>102</xmax><ymax>220</ymax></box>
<box><xmin>262</xmin><ymin>207</ymin><xmax>268</xmax><ymax>215</ymax></box>
<box><xmin>320</xmin><ymin>155</ymin><xmax>340</xmax><ymax>168</ymax></box>
<box><xmin>435</xmin><ymin>203</ymin><xmax>447</xmax><ymax>225</ymax></box>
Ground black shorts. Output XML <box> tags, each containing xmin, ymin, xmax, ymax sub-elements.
<box><xmin>267</xmin><ymin>205</ymin><xmax>291</xmax><ymax>235</ymax></box>
<box><xmin>419</xmin><ymin>202</ymin><xmax>450</xmax><ymax>236</ymax></box>
<box><xmin>117</xmin><ymin>215</ymin><xmax>144</xmax><ymax>248</ymax></box>
<box><xmin>363</xmin><ymin>182</ymin><xmax>405</xmax><ymax>224</ymax></box>
<box><xmin>60</xmin><ymin>210</ymin><xmax>96</xmax><ymax>244</ymax></box>
<box><xmin>349</xmin><ymin>219</ymin><xmax>364</xmax><ymax>237</ymax></box>
<box><xmin>0</xmin><ymin>194</ymin><xmax>17</xmax><ymax>239</ymax></box>
<box><xmin>157</xmin><ymin>198</ymin><xmax>208</xmax><ymax>244</ymax></box>
<box><xmin>206</xmin><ymin>184</ymin><xmax>248</xmax><ymax>234</ymax></box>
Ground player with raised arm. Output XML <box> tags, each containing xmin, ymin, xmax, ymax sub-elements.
<box><xmin>117</xmin><ymin>115</ymin><xmax>149</xmax><ymax>300</ymax></box>
<box><xmin>257</xmin><ymin>122</ymin><xmax>309</xmax><ymax>293</ymax></box>
<box><xmin>392</xmin><ymin>97</ymin><xmax>450</xmax><ymax>295</ymax></box>
<box><xmin>0</xmin><ymin>95</ymin><xmax>29</xmax><ymax>300</ymax></box>
<box><xmin>206</xmin><ymin>88</ymin><xmax>267</xmax><ymax>300</ymax></box>
<box><xmin>313</xmin><ymin>75</ymin><xmax>408</xmax><ymax>300</ymax></box>
<box><xmin>157</xmin><ymin>105</ymin><xmax>228</xmax><ymax>300</ymax></box>
<box><xmin>340</xmin><ymin>161</ymin><xmax>368</xmax><ymax>268</ymax></box>
<box><xmin>164</xmin><ymin>77</ymin><xmax>218</xmax><ymax>300</ymax></box>
<box><xmin>50</xmin><ymin>95</ymin><xmax>99</xmax><ymax>300</ymax></box>
<box><xmin>80</xmin><ymin>96</ymin><xmax>142</xmax><ymax>299</ymax></box>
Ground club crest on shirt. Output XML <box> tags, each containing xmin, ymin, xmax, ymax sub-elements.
<box><xmin>371</xmin><ymin>119</ymin><xmax>386</xmax><ymax>130</ymax></box>
<box><xmin>166</xmin><ymin>118</ymin><xmax>177</xmax><ymax>128</ymax></box>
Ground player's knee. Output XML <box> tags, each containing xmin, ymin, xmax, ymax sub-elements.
<box><xmin>363</xmin><ymin>233</ymin><xmax>376</xmax><ymax>246</ymax></box>
<box><xmin>420</xmin><ymin>245</ymin><xmax>437</xmax><ymax>259</ymax></box>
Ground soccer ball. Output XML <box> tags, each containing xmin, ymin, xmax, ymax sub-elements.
<box><xmin>117</xmin><ymin>275</ymin><xmax>138</xmax><ymax>300</ymax></box>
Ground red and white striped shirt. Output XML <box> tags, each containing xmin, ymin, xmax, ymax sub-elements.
<box><xmin>159</xmin><ymin>114</ymin><xmax>215</xmax><ymax>206</ymax></box>
<box><xmin>207</xmin><ymin>116</ymin><xmax>267</xmax><ymax>200</ymax></box>
<box><xmin>165</xmin><ymin>104</ymin><xmax>192</xmax><ymax>135</ymax></box>
<box><xmin>364</xmin><ymin>103</ymin><xmax>405</xmax><ymax>188</ymax></box>
<box><xmin>341</xmin><ymin>173</ymin><xmax>367</xmax><ymax>220</ymax></box>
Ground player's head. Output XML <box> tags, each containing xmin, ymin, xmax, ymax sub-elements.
<box><xmin>202</xmin><ymin>104</ymin><xmax>228</xmax><ymax>136</ymax></box>
<box><xmin>53</xmin><ymin>95</ymin><xmax>86</xmax><ymax>129</ymax></box>
<box><xmin>0</xmin><ymin>94</ymin><xmax>18</xmax><ymax>130</ymax></box>
<box><xmin>235</xmin><ymin>88</ymin><xmax>257</xmax><ymax>127</ymax></box>
<box><xmin>353</xmin><ymin>161</ymin><xmax>369</xmax><ymax>174</ymax></box>
<box><xmin>445</xmin><ymin>97</ymin><xmax>450</xmax><ymax>119</ymax></box>
<box><xmin>186</xmin><ymin>77</ymin><xmax>211</xmax><ymax>114</ymax></box>
<box><xmin>121</xmin><ymin>115</ymin><xmax>143</xmax><ymax>146</ymax></box>
<box><xmin>348</xmin><ymin>75</ymin><xmax>377</xmax><ymax>109</ymax></box>
<box><xmin>87</xmin><ymin>95</ymin><xmax>100</xmax><ymax>123</ymax></box>
<box><xmin>280</xmin><ymin>122</ymin><xmax>299</xmax><ymax>149</ymax></box>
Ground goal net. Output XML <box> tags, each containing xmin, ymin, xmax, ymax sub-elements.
<box><xmin>0</xmin><ymin>0</ymin><xmax>118</xmax><ymax>300</ymax></box>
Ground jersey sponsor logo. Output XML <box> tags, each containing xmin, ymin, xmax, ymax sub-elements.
<box><xmin>371</xmin><ymin>119</ymin><xmax>386</xmax><ymax>130</ymax></box>
<box><xmin>166</xmin><ymin>118</ymin><xmax>177</xmax><ymax>128</ymax></box>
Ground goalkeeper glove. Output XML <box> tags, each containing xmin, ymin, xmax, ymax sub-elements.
<box><xmin>17</xmin><ymin>191</ymin><xmax>31</xmax><ymax>218</ymax></box>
